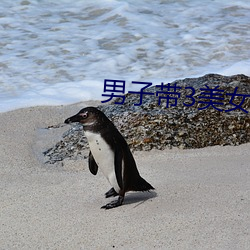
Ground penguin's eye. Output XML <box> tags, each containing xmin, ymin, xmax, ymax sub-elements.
<box><xmin>79</xmin><ymin>112</ymin><xmax>88</xmax><ymax>119</ymax></box>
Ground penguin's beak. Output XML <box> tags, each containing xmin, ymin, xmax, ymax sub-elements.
<box><xmin>64</xmin><ymin>114</ymin><xmax>81</xmax><ymax>124</ymax></box>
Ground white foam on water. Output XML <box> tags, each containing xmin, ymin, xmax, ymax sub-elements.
<box><xmin>0</xmin><ymin>0</ymin><xmax>249</xmax><ymax>112</ymax></box>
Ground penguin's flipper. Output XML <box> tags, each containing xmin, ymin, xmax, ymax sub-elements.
<box><xmin>105</xmin><ymin>187</ymin><xmax>118</xmax><ymax>198</ymax></box>
<box><xmin>101</xmin><ymin>196</ymin><xmax>124</xmax><ymax>209</ymax></box>
<box><xmin>88</xmin><ymin>151</ymin><xmax>98</xmax><ymax>175</ymax></box>
<box><xmin>114</xmin><ymin>146</ymin><xmax>124</xmax><ymax>190</ymax></box>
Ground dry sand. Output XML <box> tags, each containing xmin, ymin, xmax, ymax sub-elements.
<box><xmin>0</xmin><ymin>102</ymin><xmax>249</xmax><ymax>250</ymax></box>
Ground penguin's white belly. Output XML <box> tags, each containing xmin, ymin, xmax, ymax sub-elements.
<box><xmin>85</xmin><ymin>131</ymin><xmax>120</xmax><ymax>193</ymax></box>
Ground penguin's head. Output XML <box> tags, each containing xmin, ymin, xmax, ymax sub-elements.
<box><xmin>65</xmin><ymin>107</ymin><xmax>109</xmax><ymax>129</ymax></box>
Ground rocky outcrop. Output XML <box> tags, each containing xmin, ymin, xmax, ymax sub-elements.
<box><xmin>44</xmin><ymin>74</ymin><xmax>250</xmax><ymax>164</ymax></box>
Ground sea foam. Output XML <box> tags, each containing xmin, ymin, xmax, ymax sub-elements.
<box><xmin>0</xmin><ymin>0</ymin><xmax>249</xmax><ymax>112</ymax></box>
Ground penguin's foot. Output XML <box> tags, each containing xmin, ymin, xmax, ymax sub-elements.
<box><xmin>101</xmin><ymin>196</ymin><xmax>124</xmax><ymax>209</ymax></box>
<box><xmin>105</xmin><ymin>187</ymin><xmax>118</xmax><ymax>198</ymax></box>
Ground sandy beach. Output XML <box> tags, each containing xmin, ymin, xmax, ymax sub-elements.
<box><xmin>0</xmin><ymin>102</ymin><xmax>249</xmax><ymax>249</ymax></box>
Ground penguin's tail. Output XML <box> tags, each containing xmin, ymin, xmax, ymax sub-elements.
<box><xmin>132</xmin><ymin>176</ymin><xmax>154</xmax><ymax>192</ymax></box>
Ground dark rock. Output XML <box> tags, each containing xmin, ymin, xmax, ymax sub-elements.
<box><xmin>43</xmin><ymin>74</ymin><xmax>250</xmax><ymax>164</ymax></box>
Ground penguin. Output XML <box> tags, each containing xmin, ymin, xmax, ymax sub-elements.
<box><xmin>65</xmin><ymin>107</ymin><xmax>154</xmax><ymax>209</ymax></box>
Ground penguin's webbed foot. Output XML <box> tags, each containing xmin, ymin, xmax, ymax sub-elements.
<box><xmin>105</xmin><ymin>187</ymin><xmax>118</xmax><ymax>198</ymax></box>
<box><xmin>101</xmin><ymin>196</ymin><xmax>124</xmax><ymax>209</ymax></box>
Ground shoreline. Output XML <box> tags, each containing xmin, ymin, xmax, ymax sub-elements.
<box><xmin>0</xmin><ymin>102</ymin><xmax>249</xmax><ymax>249</ymax></box>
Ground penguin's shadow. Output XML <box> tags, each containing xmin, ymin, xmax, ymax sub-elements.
<box><xmin>123</xmin><ymin>191</ymin><xmax>157</xmax><ymax>208</ymax></box>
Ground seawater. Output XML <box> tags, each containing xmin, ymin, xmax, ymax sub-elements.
<box><xmin>0</xmin><ymin>0</ymin><xmax>250</xmax><ymax>112</ymax></box>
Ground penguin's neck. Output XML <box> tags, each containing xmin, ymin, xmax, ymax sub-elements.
<box><xmin>82</xmin><ymin>120</ymin><xmax>108</xmax><ymax>133</ymax></box>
